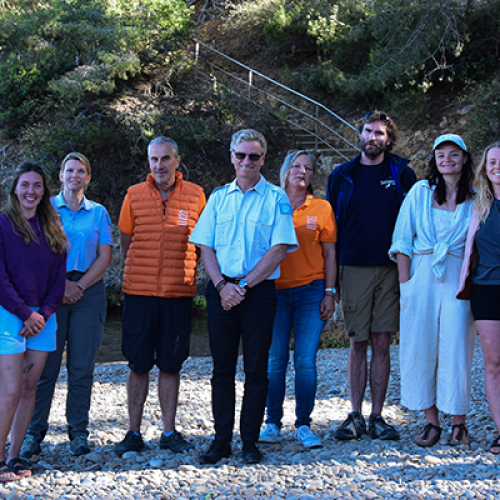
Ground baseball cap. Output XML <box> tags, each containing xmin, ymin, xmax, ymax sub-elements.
<box><xmin>433</xmin><ymin>134</ymin><xmax>467</xmax><ymax>152</ymax></box>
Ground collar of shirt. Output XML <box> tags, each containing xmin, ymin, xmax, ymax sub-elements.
<box><xmin>227</xmin><ymin>174</ymin><xmax>267</xmax><ymax>195</ymax></box>
<box><xmin>53</xmin><ymin>192</ymin><xmax>91</xmax><ymax>211</ymax></box>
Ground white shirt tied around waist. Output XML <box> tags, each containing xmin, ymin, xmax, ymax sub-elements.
<box><xmin>189</xmin><ymin>175</ymin><xmax>298</xmax><ymax>279</ymax></box>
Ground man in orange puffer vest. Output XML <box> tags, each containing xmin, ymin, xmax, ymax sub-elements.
<box><xmin>114</xmin><ymin>137</ymin><xmax>206</xmax><ymax>456</ymax></box>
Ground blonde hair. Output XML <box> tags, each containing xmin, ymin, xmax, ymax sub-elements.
<box><xmin>60</xmin><ymin>152</ymin><xmax>91</xmax><ymax>176</ymax></box>
<box><xmin>473</xmin><ymin>142</ymin><xmax>500</xmax><ymax>222</ymax></box>
<box><xmin>6</xmin><ymin>162</ymin><xmax>67</xmax><ymax>254</ymax></box>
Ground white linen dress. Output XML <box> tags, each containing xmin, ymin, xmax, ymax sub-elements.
<box><xmin>389</xmin><ymin>180</ymin><xmax>475</xmax><ymax>414</ymax></box>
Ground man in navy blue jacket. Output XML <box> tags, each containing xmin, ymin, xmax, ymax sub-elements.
<box><xmin>326</xmin><ymin>111</ymin><xmax>416</xmax><ymax>441</ymax></box>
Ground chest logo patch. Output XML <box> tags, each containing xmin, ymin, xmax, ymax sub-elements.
<box><xmin>380</xmin><ymin>179</ymin><xmax>396</xmax><ymax>189</ymax></box>
<box><xmin>306</xmin><ymin>216</ymin><xmax>318</xmax><ymax>230</ymax></box>
<box><xmin>178</xmin><ymin>210</ymin><xmax>189</xmax><ymax>226</ymax></box>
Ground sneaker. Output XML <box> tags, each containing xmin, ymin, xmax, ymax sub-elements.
<box><xmin>295</xmin><ymin>425</ymin><xmax>322</xmax><ymax>448</ymax></box>
<box><xmin>368</xmin><ymin>414</ymin><xmax>400</xmax><ymax>440</ymax></box>
<box><xmin>159</xmin><ymin>430</ymin><xmax>193</xmax><ymax>453</ymax></box>
<box><xmin>259</xmin><ymin>423</ymin><xmax>281</xmax><ymax>444</ymax></box>
<box><xmin>20</xmin><ymin>434</ymin><xmax>41</xmax><ymax>460</ymax></box>
<box><xmin>335</xmin><ymin>411</ymin><xmax>366</xmax><ymax>440</ymax></box>
<box><xmin>114</xmin><ymin>431</ymin><xmax>146</xmax><ymax>456</ymax></box>
<box><xmin>70</xmin><ymin>435</ymin><xmax>91</xmax><ymax>456</ymax></box>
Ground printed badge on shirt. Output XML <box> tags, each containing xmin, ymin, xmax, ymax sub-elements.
<box><xmin>280</xmin><ymin>203</ymin><xmax>292</xmax><ymax>215</ymax></box>
<box><xmin>380</xmin><ymin>178</ymin><xmax>396</xmax><ymax>189</ymax></box>
<box><xmin>178</xmin><ymin>210</ymin><xmax>189</xmax><ymax>226</ymax></box>
<box><xmin>306</xmin><ymin>216</ymin><xmax>318</xmax><ymax>230</ymax></box>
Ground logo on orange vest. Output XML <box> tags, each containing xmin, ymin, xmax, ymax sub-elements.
<box><xmin>178</xmin><ymin>210</ymin><xmax>189</xmax><ymax>226</ymax></box>
<box><xmin>306</xmin><ymin>216</ymin><xmax>317</xmax><ymax>230</ymax></box>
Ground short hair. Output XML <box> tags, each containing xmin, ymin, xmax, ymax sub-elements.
<box><xmin>474</xmin><ymin>141</ymin><xmax>500</xmax><ymax>221</ymax></box>
<box><xmin>357</xmin><ymin>111</ymin><xmax>398</xmax><ymax>151</ymax></box>
<box><xmin>230</xmin><ymin>129</ymin><xmax>267</xmax><ymax>155</ymax></box>
<box><xmin>148</xmin><ymin>137</ymin><xmax>179</xmax><ymax>158</ymax></box>
<box><xmin>60</xmin><ymin>152</ymin><xmax>91</xmax><ymax>176</ymax></box>
<box><xmin>280</xmin><ymin>150</ymin><xmax>316</xmax><ymax>194</ymax></box>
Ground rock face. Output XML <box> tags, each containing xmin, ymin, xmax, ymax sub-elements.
<box><xmin>4</xmin><ymin>341</ymin><xmax>499</xmax><ymax>499</ymax></box>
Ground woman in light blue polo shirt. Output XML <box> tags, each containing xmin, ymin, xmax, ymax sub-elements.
<box><xmin>22</xmin><ymin>152</ymin><xmax>113</xmax><ymax>458</ymax></box>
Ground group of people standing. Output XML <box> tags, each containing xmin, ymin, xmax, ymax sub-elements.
<box><xmin>0</xmin><ymin>113</ymin><xmax>499</xmax><ymax>481</ymax></box>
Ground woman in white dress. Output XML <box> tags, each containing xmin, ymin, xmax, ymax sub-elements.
<box><xmin>389</xmin><ymin>134</ymin><xmax>475</xmax><ymax>447</ymax></box>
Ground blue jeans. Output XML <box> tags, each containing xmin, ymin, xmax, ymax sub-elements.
<box><xmin>265</xmin><ymin>279</ymin><xmax>326</xmax><ymax>428</ymax></box>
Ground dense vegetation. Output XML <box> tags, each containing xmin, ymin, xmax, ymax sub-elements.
<box><xmin>1</xmin><ymin>0</ymin><xmax>500</xmax><ymax>216</ymax></box>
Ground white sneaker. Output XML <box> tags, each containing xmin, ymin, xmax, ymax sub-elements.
<box><xmin>259</xmin><ymin>423</ymin><xmax>281</xmax><ymax>443</ymax></box>
<box><xmin>295</xmin><ymin>425</ymin><xmax>322</xmax><ymax>448</ymax></box>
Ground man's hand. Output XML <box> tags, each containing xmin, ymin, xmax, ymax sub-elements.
<box><xmin>19</xmin><ymin>311</ymin><xmax>46</xmax><ymax>337</ymax></box>
<box><xmin>220</xmin><ymin>283</ymin><xmax>246</xmax><ymax>310</ymax></box>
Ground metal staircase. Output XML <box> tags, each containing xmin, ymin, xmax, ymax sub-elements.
<box><xmin>191</xmin><ymin>40</ymin><xmax>359</xmax><ymax>167</ymax></box>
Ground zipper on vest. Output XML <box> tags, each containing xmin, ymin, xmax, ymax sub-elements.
<box><xmin>158</xmin><ymin>211</ymin><xmax>166</xmax><ymax>296</ymax></box>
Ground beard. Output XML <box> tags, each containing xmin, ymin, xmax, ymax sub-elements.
<box><xmin>360</xmin><ymin>139</ymin><xmax>388</xmax><ymax>160</ymax></box>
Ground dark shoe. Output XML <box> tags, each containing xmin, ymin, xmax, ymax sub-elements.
<box><xmin>242</xmin><ymin>442</ymin><xmax>262</xmax><ymax>464</ymax></box>
<box><xmin>8</xmin><ymin>458</ymin><xmax>32</xmax><ymax>478</ymax></box>
<box><xmin>114</xmin><ymin>431</ymin><xmax>146</xmax><ymax>456</ymax></box>
<box><xmin>199</xmin><ymin>440</ymin><xmax>232</xmax><ymax>465</ymax></box>
<box><xmin>450</xmin><ymin>423</ymin><xmax>470</xmax><ymax>446</ymax></box>
<box><xmin>414</xmin><ymin>423</ymin><xmax>442</xmax><ymax>447</ymax></box>
<box><xmin>70</xmin><ymin>435</ymin><xmax>91</xmax><ymax>456</ymax></box>
<box><xmin>368</xmin><ymin>414</ymin><xmax>400</xmax><ymax>441</ymax></box>
<box><xmin>20</xmin><ymin>434</ymin><xmax>41</xmax><ymax>460</ymax></box>
<box><xmin>0</xmin><ymin>461</ymin><xmax>19</xmax><ymax>483</ymax></box>
<box><xmin>160</xmin><ymin>430</ymin><xmax>193</xmax><ymax>453</ymax></box>
<box><xmin>335</xmin><ymin>412</ymin><xmax>366</xmax><ymax>440</ymax></box>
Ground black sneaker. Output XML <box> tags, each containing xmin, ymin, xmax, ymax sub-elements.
<box><xmin>159</xmin><ymin>430</ymin><xmax>193</xmax><ymax>453</ymax></box>
<box><xmin>114</xmin><ymin>431</ymin><xmax>146</xmax><ymax>456</ymax></box>
<box><xmin>242</xmin><ymin>442</ymin><xmax>262</xmax><ymax>464</ymax></box>
<box><xmin>335</xmin><ymin>411</ymin><xmax>366</xmax><ymax>440</ymax></box>
<box><xmin>199</xmin><ymin>440</ymin><xmax>232</xmax><ymax>465</ymax></box>
<box><xmin>368</xmin><ymin>414</ymin><xmax>400</xmax><ymax>440</ymax></box>
<box><xmin>20</xmin><ymin>434</ymin><xmax>42</xmax><ymax>460</ymax></box>
<box><xmin>70</xmin><ymin>435</ymin><xmax>91</xmax><ymax>456</ymax></box>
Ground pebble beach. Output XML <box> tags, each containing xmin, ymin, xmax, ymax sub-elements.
<box><xmin>2</xmin><ymin>339</ymin><xmax>499</xmax><ymax>500</ymax></box>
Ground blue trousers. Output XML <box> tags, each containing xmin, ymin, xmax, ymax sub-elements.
<box><xmin>265</xmin><ymin>280</ymin><xmax>326</xmax><ymax>428</ymax></box>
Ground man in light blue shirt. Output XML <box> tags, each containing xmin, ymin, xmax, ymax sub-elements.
<box><xmin>190</xmin><ymin>129</ymin><xmax>298</xmax><ymax>465</ymax></box>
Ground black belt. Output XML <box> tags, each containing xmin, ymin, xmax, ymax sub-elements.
<box><xmin>66</xmin><ymin>270</ymin><xmax>85</xmax><ymax>281</ymax></box>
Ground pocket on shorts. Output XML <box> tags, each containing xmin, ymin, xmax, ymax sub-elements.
<box><xmin>340</xmin><ymin>300</ymin><xmax>356</xmax><ymax>314</ymax></box>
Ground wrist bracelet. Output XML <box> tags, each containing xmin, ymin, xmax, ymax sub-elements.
<box><xmin>325</xmin><ymin>287</ymin><xmax>337</xmax><ymax>295</ymax></box>
<box><xmin>215</xmin><ymin>279</ymin><xmax>226</xmax><ymax>292</ymax></box>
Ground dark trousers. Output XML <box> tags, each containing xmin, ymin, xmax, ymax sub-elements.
<box><xmin>28</xmin><ymin>279</ymin><xmax>106</xmax><ymax>442</ymax></box>
<box><xmin>206</xmin><ymin>279</ymin><xmax>277</xmax><ymax>444</ymax></box>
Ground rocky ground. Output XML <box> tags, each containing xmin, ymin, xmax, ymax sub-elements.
<box><xmin>2</xmin><ymin>340</ymin><xmax>499</xmax><ymax>500</ymax></box>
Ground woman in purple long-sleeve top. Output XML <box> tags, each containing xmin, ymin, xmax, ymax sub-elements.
<box><xmin>0</xmin><ymin>163</ymin><xmax>67</xmax><ymax>482</ymax></box>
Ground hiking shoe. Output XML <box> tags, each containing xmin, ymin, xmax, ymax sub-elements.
<box><xmin>20</xmin><ymin>435</ymin><xmax>41</xmax><ymax>460</ymax></box>
<box><xmin>335</xmin><ymin>412</ymin><xmax>366</xmax><ymax>440</ymax></box>
<box><xmin>114</xmin><ymin>431</ymin><xmax>145</xmax><ymax>456</ymax></box>
<box><xmin>259</xmin><ymin>423</ymin><xmax>281</xmax><ymax>443</ymax></box>
<box><xmin>70</xmin><ymin>435</ymin><xmax>91</xmax><ymax>456</ymax></box>
<box><xmin>368</xmin><ymin>414</ymin><xmax>400</xmax><ymax>441</ymax></box>
<box><xmin>159</xmin><ymin>430</ymin><xmax>193</xmax><ymax>453</ymax></box>
<box><xmin>295</xmin><ymin>425</ymin><xmax>322</xmax><ymax>448</ymax></box>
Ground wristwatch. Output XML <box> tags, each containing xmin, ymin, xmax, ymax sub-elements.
<box><xmin>325</xmin><ymin>287</ymin><xmax>337</xmax><ymax>295</ymax></box>
<box><xmin>239</xmin><ymin>279</ymin><xmax>249</xmax><ymax>291</ymax></box>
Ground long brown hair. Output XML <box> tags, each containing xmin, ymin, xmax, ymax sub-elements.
<box><xmin>5</xmin><ymin>162</ymin><xmax>67</xmax><ymax>254</ymax></box>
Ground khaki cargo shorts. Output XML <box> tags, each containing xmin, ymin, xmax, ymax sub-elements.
<box><xmin>339</xmin><ymin>265</ymin><xmax>400</xmax><ymax>342</ymax></box>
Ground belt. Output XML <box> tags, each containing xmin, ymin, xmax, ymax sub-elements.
<box><xmin>66</xmin><ymin>270</ymin><xmax>85</xmax><ymax>281</ymax></box>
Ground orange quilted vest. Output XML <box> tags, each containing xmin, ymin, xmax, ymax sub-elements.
<box><xmin>122</xmin><ymin>172</ymin><xmax>203</xmax><ymax>298</ymax></box>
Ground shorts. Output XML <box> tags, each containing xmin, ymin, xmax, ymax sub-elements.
<box><xmin>121</xmin><ymin>294</ymin><xmax>193</xmax><ymax>374</ymax></box>
<box><xmin>339</xmin><ymin>264</ymin><xmax>400</xmax><ymax>342</ymax></box>
<box><xmin>0</xmin><ymin>305</ymin><xmax>57</xmax><ymax>355</ymax></box>
<box><xmin>471</xmin><ymin>284</ymin><xmax>500</xmax><ymax>321</ymax></box>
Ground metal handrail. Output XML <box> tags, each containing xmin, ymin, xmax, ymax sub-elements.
<box><xmin>192</xmin><ymin>40</ymin><xmax>360</xmax><ymax>158</ymax></box>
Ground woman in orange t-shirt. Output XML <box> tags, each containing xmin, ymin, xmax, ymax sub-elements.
<box><xmin>259</xmin><ymin>150</ymin><xmax>338</xmax><ymax>449</ymax></box>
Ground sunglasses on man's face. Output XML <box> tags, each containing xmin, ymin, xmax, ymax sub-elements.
<box><xmin>364</xmin><ymin>112</ymin><xmax>391</xmax><ymax>125</ymax></box>
<box><xmin>233</xmin><ymin>152</ymin><xmax>263</xmax><ymax>161</ymax></box>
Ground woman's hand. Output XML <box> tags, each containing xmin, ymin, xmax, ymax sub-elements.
<box><xmin>63</xmin><ymin>279</ymin><xmax>84</xmax><ymax>305</ymax></box>
<box><xmin>20</xmin><ymin>311</ymin><xmax>46</xmax><ymax>337</ymax></box>
<box><xmin>396</xmin><ymin>253</ymin><xmax>411</xmax><ymax>284</ymax></box>
<box><xmin>320</xmin><ymin>294</ymin><xmax>337</xmax><ymax>320</ymax></box>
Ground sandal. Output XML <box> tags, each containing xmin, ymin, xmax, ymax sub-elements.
<box><xmin>8</xmin><ymin>457</ymin><xmax>32</xmax><ymax>478</ymax></box>
<box><xmin>450</xmin><ymin>423</ymin><xmax>470</xmax><ymax>446</ymax></box>
<box><xmin>490</xmin><ymin>435</ymin><xmax>500</xmax><ymax>455</ymax></box>
<box><xmin>414</xmin><ymin>423</ymin><xmax>442</xmax><ymax>447</ymax></box>
<box><xmin>0</xmin><ymin>461</ymin><xmax>19</xmax><ymax>483</ymax></box>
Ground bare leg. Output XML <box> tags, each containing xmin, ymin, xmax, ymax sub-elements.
<box><xmin>348</xmin><ymin>340</ymin><xmax>368</xmax><ymax>413</ymax></box>
<box><xmin>158</xmin><ymin>371</ymin><xmax>180</xmax><ymax>434</ymax></box>
<box><xmin>8</xmin><ymin>350</ymin><xmax>48</xmax><ymax>460</ymax></box>
<box><xmin>0</xmin><ymin>353</ymin><xmax>24</xmax><ymax>462</ymax></box>
<box><xmin>370</xmin><ymin>332</ymin><xmax>391</xmax><ymax>415</ymax></box>
<box><xmin>127</xmin><ymin>370</ymin><xmax>149</xmax><ymax>433</ymax></box>
<box><xmin>416</xmin><ymin>405</ymin><xmax>440</xmax><ymax>442</ymax></box>
<box><xmin>477</xmin><ymin>320</ymin><xmax>500</xmax><ymax>452</ymax></box>
<box><xmin>451</xmin><ymin>414</ymin><xmax>469</xmax><ymax>444</ymax></box>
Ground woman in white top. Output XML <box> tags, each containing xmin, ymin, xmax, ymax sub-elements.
<box><xmin>389</xmin><ymin>134</ymin><xmax>475</xmax><ymax>447</ymax></box>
